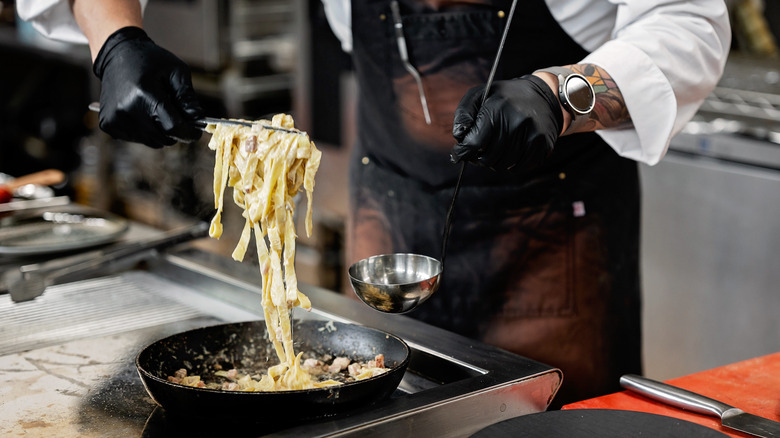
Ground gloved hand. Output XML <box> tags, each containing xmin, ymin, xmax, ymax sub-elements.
<box><xmin>93</xmin><ymin>27</ymin><xmax>204</xmax><ymax>148</ymax></box>
<box><xmin>451</xmin><ymin>74</ymin><xmax>562</xmax><ymax>172</ymax></box>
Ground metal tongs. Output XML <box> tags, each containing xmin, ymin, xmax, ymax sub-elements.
<box><xmin>88</xmin><ymin>103</ymin><xmax>302</xmax><ymax>135</ymax></box>
<box><xmin>3</xmin><ymin>222</ymin><xmax>209</xmax><ymax>302</ymax></box>
<box><xmin>194</xmin><ymin>117</ymin><xmax>302</xmax><ymax>135</ymax></box>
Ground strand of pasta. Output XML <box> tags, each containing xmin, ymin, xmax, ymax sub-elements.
<box><xmin>206</xmin><ymin>115</ymin><xmax>321</xmax><ymax>391</ymax></box>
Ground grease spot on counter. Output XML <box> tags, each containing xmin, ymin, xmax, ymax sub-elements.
<box><xmin>19</xmin><ymin>419</ymin><xmax>52</xmax><ymax>429</ymax></box>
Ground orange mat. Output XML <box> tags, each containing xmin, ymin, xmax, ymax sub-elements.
<box><xmin>563</xmin><ymin>352</ymin><xmax>780</xmax><ymax>437</ymax></box>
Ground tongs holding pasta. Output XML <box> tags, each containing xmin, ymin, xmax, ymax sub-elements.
<box><xmin>88</xmin><ymin>102</ymin><xmax>303</xmax><ymax>136</ymax></box>
<box><xmin>195</xmin><ymin>117</ymin><xmax>303</xmax><ymax>135</ymax></box>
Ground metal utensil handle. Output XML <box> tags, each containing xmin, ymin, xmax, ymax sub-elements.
<box><xmin>481</xmin><ymin>0</ymin><xmax>518</xmax><ymax>106</ymax></box>
<box><xmin>196</xmin><ymin>117</ymin><xmax>302</xmax><ymax>135</ymax></box>
<box><xmin>88</xmin><ymin>102</ymin><xmax>301</xmax><ymax>135</ymax></box>
<box><xmin>42</xmin><ymin>222</ymin><xmax>208</xmax><ymax>280</ymax></box>
<box><xmin>440</xmin><ymin>161</ymin><xmax>465</xmax><ymax>268</ymax></box>
<box><xmin>620</xmin><ymin>374</ymin><xmax>734</xmax><ymax>418</ymax></box>
<box><xmin>440</xmin><ymin>0</ymin><xmax>518</xmax><ymax>266</ymax></box>
<box><xmin>390</xmin><ymin>1</ymin><xmax>432</xmax><ymax>125</ymax></box>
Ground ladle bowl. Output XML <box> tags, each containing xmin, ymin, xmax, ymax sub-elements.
<box><xmin>348</xmin><ymin>253</ymin><xmax>442</xmax><ymax>314</ymax></box>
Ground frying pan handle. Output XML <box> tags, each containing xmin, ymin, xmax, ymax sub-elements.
<box><xmin>620</xmin><ymin>374</ymin><xmax>733</xmax><ymax>418</ymax></box>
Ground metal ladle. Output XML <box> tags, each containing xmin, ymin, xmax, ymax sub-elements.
<box><xmin>349</xmin><ymin>0</ymin><xmax>519</xmax><ymax>313</ymax></box>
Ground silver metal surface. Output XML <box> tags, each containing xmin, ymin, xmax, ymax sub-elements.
<box><xmin>724</xmin><ymin>411</ymin><xmax>780</xmax><ymax>438</ymax></box>
<box><xmin>0</xmin><ymin>271</ymin><xmax>256</xmax><ymax>356</ymax></box>
<box><xmin>621</xmin><ymin>374</ymin><xmax>780</xmax><ymax>438</ymax></box>
<box><xmin>640</xmin><ymin>53</ymin><xmax>780</xmax><ymax>380</ymax></box>
<box><xmin>669</xmin><ymin>127</ymin><xmax>780</xmax><ymax>170</ymax></box>
<box><xmin>349</xmin><ymin>253</ymin><xmax>442</xmax><ymax>313</ymax></box>
<box><xmin>699</xmin><ymin>86</ymin><xmax>780</xmax><ymax>131</ymax></box>
<box><xmin>640</xmin><ymin>135</ymin><xmax>780</xmax><ymax>380</ymax></box>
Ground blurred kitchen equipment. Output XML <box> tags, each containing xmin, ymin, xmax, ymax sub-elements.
<box><xmin>0</xmin><ymin>169</ymin><xmax>65</xmax><ymax>203</ymax></box>
<box><xmin>3</xmin><ymin>221</ymin><xmax>208</xmax><ymax>302</ymax></box>
<box><xmin>87</xmin><ymin>102</ymin><xmax>302</xmax><ymax>135</ymax></box>
<box><xmin>140</xmin><ymin>0</ymin><xmax>296</xmax><ymax>116</ymax></box>
<box><xmin>136</xmin><ymin>320</ymin><xmax>409</xmax><ymax>426</ymax></box>
<box><xmin>349</xmin><ymin>0</ymin><xmax>518</xmax><ymax>314</ymax></box>
<box><xmin>621</xmin><ymin>374</ymin><xmax>780</xmax><ymax>438</ymax></box>
<box><xmin>640</xmin><ymin>52</ymin><xmax>780</xmax><ymax>379</ymax></box>
<box><xmin>0</xmin><ymin>196</ymin><xmax>71</xmax><ymax>214</ymax></box>
<box><xmin>0</xmin><ymin>204</ymin><xmax>129</xmax><ymax>256</ymax></box>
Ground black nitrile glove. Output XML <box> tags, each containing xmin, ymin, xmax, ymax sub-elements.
<box><xmin>93</xmin><ymin>26</ymin><xmax>204</xmax><ymax>148</ymax></box>
<box><xmin>451</xmin><ymin>74</ymin><xmax>562</xmax><ymax>172</ymax></box>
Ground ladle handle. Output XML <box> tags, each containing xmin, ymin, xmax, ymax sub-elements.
<box><xmin>480</xmin><ymin>1</ymin><xmax>516</xmax><ymax>106</ymax></box>
<box><xmin>441</xmin><ymin>0</ymin><xmax>518</xmax><ymax>270</ymax></box>
<box><xmin>440</xmin><ymin>161</ymin><xmax>465</xmax><ymax>269</ymax></box>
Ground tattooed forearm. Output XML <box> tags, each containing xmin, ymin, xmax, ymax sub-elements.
<box><xmin>566</xmin><ymin>64</ymin><xmax>632</xmax><ymax>132</ymax></box>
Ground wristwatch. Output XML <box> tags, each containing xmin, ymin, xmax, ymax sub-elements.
<box><xmin>536</xmin><ymin>67</ymin><xmax>595</xmax><ymax>134</ymax></box>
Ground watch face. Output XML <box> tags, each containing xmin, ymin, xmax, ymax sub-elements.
<box><xmin>563</xmin><ymin>75</ymin><xmax>595</xmax><ymax>114</ymax></box>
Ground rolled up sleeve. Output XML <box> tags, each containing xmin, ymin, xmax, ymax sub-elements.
<box><xmin>16</xmin><ymin>0</ymin><xmax>87</xmax><ymax>44</ymax></box>
<box><xmin>580</xmin><ymin>0</ymin><xmax>731</xmax><ymax>165</ymax></box>
<box><xmin>16</xmin><ymin>0</ymin><xmax>148</xmax><ymax>45</ymax></box>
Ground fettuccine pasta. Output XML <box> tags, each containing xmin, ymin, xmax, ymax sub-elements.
<box><xmin>206</xmin><ymin>114</ymin><xmax>326</xmax><ymax>391</ymax></box>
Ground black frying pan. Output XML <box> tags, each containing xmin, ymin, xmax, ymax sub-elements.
<box><xmin>136</xmin><ymin>320</ymin><xmax>410</xmax><ymax>424</ymax></box>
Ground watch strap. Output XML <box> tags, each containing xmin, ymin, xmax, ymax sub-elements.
<box><xmin>536</xmin><ymin>66</ymin><xmax>574</xmax><ymax>78</ymax></box>
<box><xmin>535</xmin><ymin>67</ymin><xmax>593</xmax><ymax>135</ymax></box>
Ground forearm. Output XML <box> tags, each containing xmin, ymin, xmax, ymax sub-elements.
<box><xmin>534</xmin><ymin>64</ymin><xmax>632</xmax><ymax>136</ymax></box>
<box><xmin>70</xmin><ymin>0</ymin><xmax>143</xmax><ymax>61</ymax></box>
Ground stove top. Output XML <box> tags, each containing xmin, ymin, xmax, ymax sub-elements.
<box><xmin>0</xmin><ymin>247</ymin><xmax>561</xmax><ymax>437</ymax></box>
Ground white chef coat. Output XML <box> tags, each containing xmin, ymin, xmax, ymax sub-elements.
<box><xmin>321</xmin><ymin>0</ymin><xmax>731</xmax><ymax>165</ymax></box>
<box><xmin>17</xmin><ymin>0</ymin><xmax>731</xmax><ymax>165</ymax></box>
<box><xmin>15</xmin><ymin>0</ymin><xmax>148</xmax><ymax>45</ymax></box>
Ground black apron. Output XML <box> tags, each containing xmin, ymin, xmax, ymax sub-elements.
<box><xmin>347</xmin><ymin>0</ymin><xmax>642</xmax><ymax>407</ymax></box>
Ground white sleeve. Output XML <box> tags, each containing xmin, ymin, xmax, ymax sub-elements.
<box><xmin>549</xmin><ymin>0</ymin><xmax>731</xmax><ymax>165</ymax></box>
<box><xmin>16</xmin><ymin>0</ymin><xmax>149</xmax><ymax>45</ymax></box>
<box><xmin>320</xmin><ymin>0</ymin><xmax>352</xmax><ymax>53</ymax></box>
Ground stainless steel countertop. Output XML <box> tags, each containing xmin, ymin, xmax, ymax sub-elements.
<box><xmin>0</xmin><ymin>244</ymin><xmax>561</xmax><ymax>437</ymax></box>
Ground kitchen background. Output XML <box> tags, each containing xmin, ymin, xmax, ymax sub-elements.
<box><xmin>0</xmin><ymin>0</ymin><xmax>778</xmax><ymax>381</ymax></box>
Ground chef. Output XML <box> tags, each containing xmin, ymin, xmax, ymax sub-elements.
<box><xmin>17</xmin><ymin>0</ymin><xmax>730</xmax><ymax>406</ymax></box>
